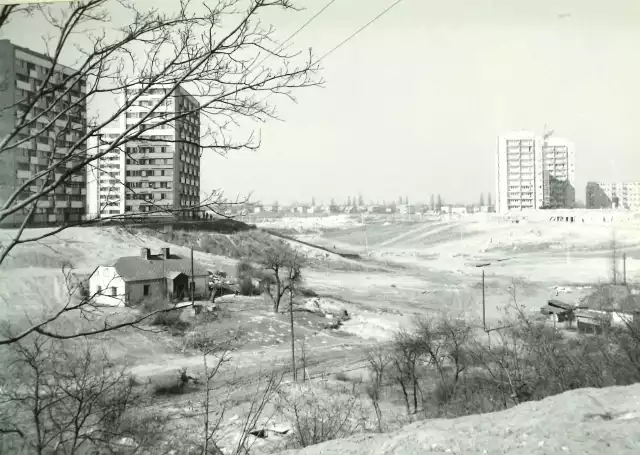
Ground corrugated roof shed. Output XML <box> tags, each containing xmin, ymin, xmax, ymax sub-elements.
<box><xmin>113</xmin><ymin>254</ymin><xmax>209</xmax><ymax>282</ymax></box>
<box><xmin>548</xmin><ymin>299</ymin><xmax>574</xmax><ymax>310</ymax></box>
<box><xmin>541</xmin><ymin>305</ymin><xmax>570</xmax><ymax>315</ymax></box>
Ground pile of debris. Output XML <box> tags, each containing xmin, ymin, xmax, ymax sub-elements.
<box><xmin>323</xmin><ymin>309</ymin><xmax>350</xmax><ymax>330</ymax></box>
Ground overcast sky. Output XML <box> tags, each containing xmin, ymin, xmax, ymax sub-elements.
<box><xmin>3</xmin><ymin>0</ymin><xmax>640</xmax><ymax>206</ymax></box>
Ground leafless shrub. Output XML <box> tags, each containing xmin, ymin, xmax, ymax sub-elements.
<box><xmin>151</xmin><ymin>308</ymin><xmax>190</xmax><ymax>333</ymax></box>
<box><xmin>0</xmin><ymin>335</ymin><xmax>148</xmax><ymax>453</ymax></box>
<box><xmin>380</xmin><ymin>284</ymin><xmax>640</xmax><ymax>421</ymax></box>
<box><xmin>186</xmin><ymin>338</ymin><xmax>283</xmax><ymax>455</ymax></box>
<box><xmin>366</xmin><ymin>345</ymin><xmax>392</xmax><ymax>432</ymax></box>
<box><xmin>279</xmin><ymin>383</ymin><xmax>364</xmax><ymax>449</ymax></box>
<box><xmin>261</xmin><ymin>246</ymin><xmax>305</xmax><ymax>313</ymax></box>
<box><xmin>390</xmin><ymin>329</ymin><xmax>423</xmax><ymax>416</ymax></box>
<box><xmin>151</xmin><ymin>367</ymin><xmax>194</xmax><ymax>396</ymax></box>
<box><xmin>237</xmin><ymin>277</ymin><xmax>255</xmax><ymax>296</ymax></box>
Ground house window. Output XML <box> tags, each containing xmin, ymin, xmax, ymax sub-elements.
<box><xmin>143</xmin><ymin>284</ymin><xmax>150</xmax><ymax>296</ymax></box>
<box><xmin>111</xmin><ymin>286</ymin><xmax>117</xmax><ymax>296</ymax></box>
<box><xmin>97</xmin><ymin>285</ymin><xmax>102</xmax><ymax>294</ymax></box>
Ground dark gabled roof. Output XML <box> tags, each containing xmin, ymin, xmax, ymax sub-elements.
<box><xmin>548</xmin><ymin>299</ymin><xmax>573</xmax><ymax>310</ymax></box>
<box><xmin>112</xmin><ymin>254</ymin><xmax>209</xmax><ymax>282</ymax></box>
<box><xmin>541</xmin><ymin>304</ymin><xmax>571</xmax><ymax>315</ymax></box>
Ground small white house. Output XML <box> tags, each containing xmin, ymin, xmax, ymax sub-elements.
<box><xmin>89</xmin><ymin>247</ymin><xmax>210</xmax><ymax>307</ymax></box>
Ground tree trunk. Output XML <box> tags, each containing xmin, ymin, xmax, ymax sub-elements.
<box><xmin>397</xmin><ymin>376</ymin><xmax>411</xmax><ymax>416</ymax></box>
<box><xmin>274</xmin><ymin>277</ymin><xmax>281</xmax><ymax>313</ymax></box>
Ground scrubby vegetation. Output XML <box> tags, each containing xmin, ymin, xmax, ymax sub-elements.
<box><xmin>138</xmin><ymin>227</ymin><xmax>292</xmax><ymax>263</ymax></box>
<box><xmin>364</xmin><ymin>299</ymin><xmax>640</xmax><ymax>427</ymax></box>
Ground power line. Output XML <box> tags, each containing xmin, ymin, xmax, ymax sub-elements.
<box><xmin>255</xmin><ymin>0</ymin><xmax>340</xmax><ymax>70</ymax></box>
<box><xmin>316</xmin><ymin>0</ymin><xmax>406</xmax><ymax>63</ymax></box>
<box><xmin>259</xmin><ymin>0</ymin><xmax>406</xmax><ymax>104</ymax></box>
<box><xmin>280</xmin><ymin>0</ymin><xmax>340</xmax><ymax>54</ymax></box>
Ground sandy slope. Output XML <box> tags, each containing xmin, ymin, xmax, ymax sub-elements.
<box><xmin>275</xmin><ymin>384</ymin><xmax>640</xmax><ymax>455</ymax></box>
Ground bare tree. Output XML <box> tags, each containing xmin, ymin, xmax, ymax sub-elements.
<box><xmin>391</xmin><ymin>329</ymin><xmax>421</xmax><ymax>416</ymax></box>
<box><xmin>261</xmin><ymin>245</ymin><xmax>304</xmax><ymax>313</ymax></box>
<box><xmin>365</xmin><ymin>345</ymin><xmax>391</xmax><ymax>432</ymax></box>
<box><xmin>183</xmin><ymin>331</ymin><xmax>284</xmax><ymax>455</ymax></box>
<box><xmin>0</xmin><ymin>335</ymin><xmax>156</xmax><ymax>454</ymax></box>
<box><xmin>0</xmin><ymin>0</ymin><xmax>320</xmax><ymax>344</ymax></box>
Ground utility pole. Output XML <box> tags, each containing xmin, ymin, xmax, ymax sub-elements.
<box><xmin>482</xmin><ymin>268</ymin><xmax>486</xmax><ymax>332</ymax></box>
<box><xmin>289</xmin><ymin>287</ymin><xmax>296</xmax><ymax>381</ymax></box>
<box><xmin>162</xmin><ymin>252</ymin><xmax>167</xmax><ymax>300</ymax></box>
<box><xmin>623</xmin><ymin>252</ymin><xmax>627</xmax><ymax>285</ymax></box>
<box><xmin>191</xmin><ymin>246</ymin><xmax>195</xmax><ymax>306</ymax></box>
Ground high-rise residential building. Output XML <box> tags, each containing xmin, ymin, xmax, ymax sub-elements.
<box><xmin>86</xmin><ymin>125</ymin><xmax>126</xmax><ymax>219</ymax></box>
<box><xmin>86</xmin><ymin>85</ymin><xmax>201</xmax><ymax>220</ymax></box>
<box><xmin>0</xmin><ymin>39</ymin><xmax>87</xmax><ymax>226</ymax></box>
<box><xmin>540</xmin><ymin>137</ymin><xmax>576</xmax><ymax>209</ymax></box>
<box><xmin>586</xmin><ymin>181</ymin><xmax>640</xmax><ymax>211</ymax></box>
<box><xmin>496</xmin><ymin>131</ymin><xmax>576</xmax><ymax>214</ymax></box>
<box><xmin>496</xmin><ymin>131</ymin><xmax>540</xmax><ymax>213</ymax></box>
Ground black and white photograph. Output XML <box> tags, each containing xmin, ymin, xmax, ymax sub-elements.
<box><xmin>0</xmin><ymin>0</ymin><xmax>639</xmax><ymax>453</ymax></box>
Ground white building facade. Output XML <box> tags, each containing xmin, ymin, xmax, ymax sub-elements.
<box><xmin>496</xmin><ymin>131</ymin><xmax>576</xmax><ymax>214</ymax></box>
<box><xmin>593</xmin><ymin>181</ymin><xmax>640</xmax><ymax>211</ymax></box>
<box><xmin>86</xmin><ymin>127</ymin><xmax>126</xmax><ymax>219</ymax></box>
<box><xmin>85</xmin><ymin>84</ymin><xmax>200</xmax><ymax>219</ymax></box>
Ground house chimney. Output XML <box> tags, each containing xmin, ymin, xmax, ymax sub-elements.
<box><xmin>140</xmin><ymin>247</ymin><xmax>151</xmax><ymax>260</ymax></box>
<box><xmin>161</xmin><ymin>247</ymin><xmax>170</xmax><ymax>259</ymax></box>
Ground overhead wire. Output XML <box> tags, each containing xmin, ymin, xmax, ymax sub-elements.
<box><xmin>259</xmin><ymin>0</ymin><xmax>406</xmax><ymax>104</ymax></box>
<box><xmin>316</xmin><ymin>0</ymin><xmax>406</xmax><ymax>64</ymax></box>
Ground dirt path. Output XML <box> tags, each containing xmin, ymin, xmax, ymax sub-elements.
<box><xmin>376</xmin><ymin>221</ymin><xmax>450</xmax><ymax>247</ymax></box>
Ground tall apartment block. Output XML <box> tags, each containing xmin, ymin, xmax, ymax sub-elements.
<box><xmin>586</xmin><ymin>181</ymin><xmax>640</xmax><ymax>211</ymax></box>
<box><xmin>86</xmin><ymin>125</ymin><xmax>126</xmax><ymax>219</ymax></box>
<box><xmin>541</xmin><ymin>137</ymin><xmax>576</xmax><ymax>208</ymax></box>
<box><xmin>0</xmin><ymin>39</ymin><xmax>87</xmax><ymax>226</ymax></box>
<box><xmin>86</xmin><ymin>85</ymin><xmax>201</xmax><ymax>220</ymax></box>
<box><xmin>496</xmin><ymin>131</ymin><xmax>575</xmax><ymax>214</ymax></box>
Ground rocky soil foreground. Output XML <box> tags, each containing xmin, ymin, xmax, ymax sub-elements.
<box><xmin>275</xmin><ymin>384</ymin><xmax>640</xmax><ymax>455</ymax></box>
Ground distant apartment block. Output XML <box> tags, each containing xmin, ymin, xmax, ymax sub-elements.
<box><xmin>496</xmin><ymin>131</ymin><xmax>575</xmax><ymax>214</ymax></box>
<box><xmin>86</xmin><ymin>85</ymin><xmax>201</xmax><ymax>219</ymax></box>
<box><xmin>586</xmin><ymin>181</ymin><xmax>640</xmax><ymax>211</ymax></box>
<box><xmin>0</xmin><ymin>39</ymin><xmax>87</xmax><ymax>226</ymax></box>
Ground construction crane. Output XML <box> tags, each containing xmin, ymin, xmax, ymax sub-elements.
<box><xmin>543</xmin><ymin>124</ymin><xmax>554</xmax><ymax>145</ymax></box>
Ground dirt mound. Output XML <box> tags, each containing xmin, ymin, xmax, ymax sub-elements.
<box><xmin>274</xmin><ymin>384</ymin><xmax>640</xmax><ymax>455</ymax></box>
